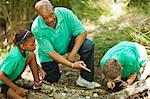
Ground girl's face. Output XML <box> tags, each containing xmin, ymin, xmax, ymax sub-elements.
<box><xmin>22</xmin><ymin>36</ymin><xmax>36</xmax><ymax>52</ymax></box>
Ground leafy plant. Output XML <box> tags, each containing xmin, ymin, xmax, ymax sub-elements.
<box><xmin>0</xmin><ymin>0</ymin><xmax>37</xmax><ymax>45</ymax></box>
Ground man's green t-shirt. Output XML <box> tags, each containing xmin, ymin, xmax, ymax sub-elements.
<box><xmin>0</xmin><ymin>46</ymin><xmax>28</xmax><ymax>84</ymax></box>
<box><xmin>31</xmin><ymin>7</ymin><xmax>86</xmax><ymax>63</ymax></box>
<box><xmin>100</xmin><ymin>41</ymin><xmax>147</xmax><ymax>79</ymax></box>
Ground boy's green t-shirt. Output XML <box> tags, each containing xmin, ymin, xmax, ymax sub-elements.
<box><xmin>100</xmin><ymin>41</ymin><xmax>147</xmax><ymax>79</ymax></box>
<box><xmin>0</xmin><ymin>46</ymin><xmax>28</xmax><ymax>84</ymax></box>
<box><xmin>31</xmin><ymin>7</ymin><xmax>86</xmax><ymax>63</ymax></box>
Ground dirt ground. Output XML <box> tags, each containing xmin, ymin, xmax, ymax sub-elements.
<box><xmin>0</xmin><ymin>51</ymin><xmax>150</xmax><ymax>99</ymax></box>
<box><xmin>20</xmin><ymin>63</ymin><xmax>150</xmax><ymax>99</ymax></box>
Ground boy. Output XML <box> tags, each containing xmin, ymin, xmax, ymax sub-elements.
<box><xmin>99</xmin><ymin>41</ymin><xmax>147</xmax><ymax>90</ymax></box>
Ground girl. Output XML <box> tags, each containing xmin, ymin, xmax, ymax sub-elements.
<box><xmin>0</xmin><ymin>29</ymin><xmax>46</xmax><ymax>99</ymax></box>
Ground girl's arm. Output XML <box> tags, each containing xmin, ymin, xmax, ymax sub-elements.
<box><xmin>0</xmin><ymin>70</ymin><xmax>18</xmax><ymax>90</ymax></box>
<box><xmin>0</xmin><ymin>70</ymin><xmax>28</xmax><ymax>96</ymax></box>
<box><xmin>38</xmin><ymin>65</ymin><xmax>47</xmax><ymax>79</ymax></box>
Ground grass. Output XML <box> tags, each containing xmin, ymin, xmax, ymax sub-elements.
<box><xmin>93</xmin><ymin>1</ymin><xmax>150</xmax><ymax>64</ymax></box>
<box><xmin>93</xmin><ymin>27</ymin><xmax>132</xmax><ymax>64</ymax></box>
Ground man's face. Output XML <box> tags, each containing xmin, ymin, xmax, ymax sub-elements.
<box><xmin>40</xmin><ymin>9</ymin><xmax>56</xmax><ymax>28</ymax></box>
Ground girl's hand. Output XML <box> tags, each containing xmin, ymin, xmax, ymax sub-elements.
<box><xmin>39</xmin><ymin>67</ymin><xmax>47</xmax><ymax>80</ymax></box>
<box><xmin>15</xmin><ymin>87</ymin><xmax>28</xmax><ymax>97</ymax></box>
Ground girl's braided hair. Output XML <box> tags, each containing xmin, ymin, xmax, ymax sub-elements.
<box><xmin>13</xmin><ymin>29</ymin><xmax>33</xmax><ymax>45</ymax></box>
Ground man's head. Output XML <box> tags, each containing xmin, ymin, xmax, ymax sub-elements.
<box><xmin>35</xmin><ymin>0</ymin><xmax>56</xmax><ymax>28</ymax></box>
<box><xmin>103</xmin><ymin>58</ymin><xmax>122</xmax><ymax>82</ymax></box>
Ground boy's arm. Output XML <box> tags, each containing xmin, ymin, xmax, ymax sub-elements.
<box><xmin>126</xmin><ymin>72</ymin><xmax>137</xmax><ymax>85</ymax></box>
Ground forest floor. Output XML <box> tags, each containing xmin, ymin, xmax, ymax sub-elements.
<box><xmin>10</xmin><ymin>61</ymin><xmax>150</xmax><ymax>99</ymax></box>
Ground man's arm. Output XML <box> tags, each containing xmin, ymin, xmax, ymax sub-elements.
<box><xmin>67</xmin><ymin>32</ymin><xmax>87</xmax><ymax>62</ymax></box>
<box><xmin>48</xmin><ymin>50</ymin><xmax>91</xmax><ymax>72</ymax></box>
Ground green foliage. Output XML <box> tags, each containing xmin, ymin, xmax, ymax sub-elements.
<box><xmin>70</xmin><ymin>0</ymin><xmax>103</xmax><ymax>20</ymax></box>
<box><xmin>127</xmin><ymin>23</ymin><xmax>150</xmax><ymax>45</ymax></box>
<box><xmin>0</xmin><ymin>0</ymin><xmax>150</xmax><ymax>59</ymax></box>
<box><xmin>93</xmin><ymin>17</ymin><xmax>150</xmax><ymax>64</ymax></box>
<box><xmin>129</xmin><ymin>0</ymin><xmax>150</xmax><ymax>14</ymax></box>
<box><xmin>0</xmin><ymin>0</ymin><xmax>38</xmax><ymax>45</ymax></box>
<box><xmin>50</xmin><ymin>0</ymin><xmax>72</xmax><ymax>9</ymax></box>
<box><xmin>51</xmin><ymin>0</ymin><xmax>103</xmax><ymax>20</ymax></box>
<box><xmin>93</xmin><ymin>0</ymin><xmax>150</xmax><ymax>63</ymax></box>
<box><xmin>0</xmin><ymin>45</ymin><xmax>13</xmax><ymax>59</ymax></box>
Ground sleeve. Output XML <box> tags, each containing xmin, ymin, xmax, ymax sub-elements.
<box><xmin>133</xmin><ymin>62</ymin><xmax>140</xmax><ymax>73</ymax></box>
<box><xmin>65</xmin><ymin>8</ymin><xmax>86</xmax><ymax>36</ymax></box>
<box><xmin>128</xmin><ymin>57</ymin><xmax>140</xmax><ymax>74</ymax></box>
<box><xmin>32</xmin><ymin>27</ymin><xmax>54</xmax><ymax>54</ymax></box>
<box><xmin>99</xmin><ymin>59</ymin><xmax>105</xmax><ymax>68</ymax></box>
<box><xmin>1</xmin><ymin>57</ymin><xmax>18</xmax><ymax>76</ymax></box>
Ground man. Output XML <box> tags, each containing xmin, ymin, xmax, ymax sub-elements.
<box><xmin>99</xmin><ymin>41</ymin><xmax>147</xmax><ymax>90</ymax></box>
<box><xmin>31</xmin><ymin>0</ymin><xmax>100</xmax><ymax>89</ymax></box>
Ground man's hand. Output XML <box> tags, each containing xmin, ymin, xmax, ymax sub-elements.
<box><xmin>15</xmin><ymin>87</ymin><xmax>28</xmax><ymax>97</ymax></box>
<box><xmin>72</xmin><ymin>61</ymin><xmax>91</xmax><ymax>72</ymax></box>
<box><xmin>67</xmin><ymin>52</ymin><xmax>76</xmax><ymax>62</ymax></box>
<box><xmin>107</xmin><ymin>81</ymin><xmax>115</xmax><ymax>89</ymax></box>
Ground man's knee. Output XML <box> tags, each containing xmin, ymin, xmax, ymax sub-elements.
<box><xmin>80</xmin><ymin>39</ymin><xmax>94</xmax><ymax>53</ymax></box>
<box><xmin>45</xmin><ymin>72</ymin><xmax>61</xmax><ymax>83</ymax></box>
<box><xmin>41</xmin><ymin>61</ymin><xmax>61</xmax><ymax>83</ymax></box>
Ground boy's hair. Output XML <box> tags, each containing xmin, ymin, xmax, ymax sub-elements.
<box><xmin>13</xmin><ymin>29</ymin><xmax>34</xmax><ymax>45</ymax></box>
<box><xmin>103</xmin><ymin>58</ymin><xmax>122</xmax><ymax>79</ymax></box>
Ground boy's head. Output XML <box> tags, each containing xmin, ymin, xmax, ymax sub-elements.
<box><xmin>13</xmin><ymin>29</ymin><xmax>36</xmax><ymax>52</ymax></box>
<box><xmin>103</xmin><ymin>58</ymin><xmax>122</xmax><ymax>82</ymax></box>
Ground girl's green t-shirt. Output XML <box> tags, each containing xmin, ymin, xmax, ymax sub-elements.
<box><xmin>0</xmin><ymin>46</ymin><xmax>28</xmax><ymax>84</ymax></box>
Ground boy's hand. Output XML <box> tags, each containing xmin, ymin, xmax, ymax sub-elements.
<box><xmin>119</xmin><ymin>80</ymin><xmax>128</xmax><ymax>88</ymax></box>
<box><xmin>126</xmin><ymin>79</ymin><xmax>134</xmax><ymax>85</ymax></box>
<box><xmin>107</xmin><ymin>81</ymin><xmax>115</xmax><ymax>89</ymax></box>
<box><xmin>15</xmin><ymin>87</ymin><xmax>28</xmax><ymax>97</ymax></box>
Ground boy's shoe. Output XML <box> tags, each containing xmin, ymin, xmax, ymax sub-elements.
<box><xmin>33</xmin><ymin>81</ymin><xmax>42</xmax><ymax>90</ymax></box>
<box><xmin>92</xmin><ymin>81</ymin><xmax>101</xmax><ymax>88</ymax></box>
<box><xmin>76</xmin><ymin>76</ymin><xmax>100</xmax><ymax>89</ymax></box>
